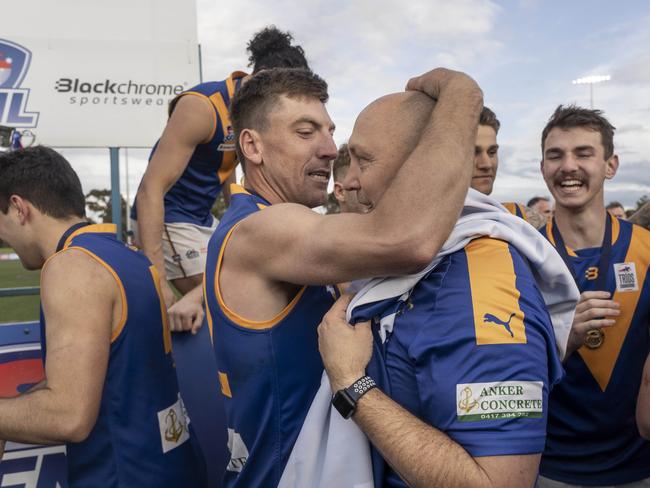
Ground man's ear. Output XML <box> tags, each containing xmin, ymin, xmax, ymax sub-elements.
<box><xmin>9</xmin><ymin>195</ymin><xmax>31</xmax><ymax>224</ymax></box>
<box><xmin>605</xmin><ymin>154</ymin><xmax>619</xmax><ymax>180</ymax></box>
<box><xmin>333</xmin><ymin>182</ymin><xmax>346</xmax><ymax>203</ymax></box>
<box><xmin>239</xmin><ymin>129</ymin><xmax>263</xmax><ymax>167</ymax></box>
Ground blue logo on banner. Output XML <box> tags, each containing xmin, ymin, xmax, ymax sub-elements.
<box><xmin>0</xmin><ymin>39</ymin><xmax>39</xmax><ymax>128</ymax></box>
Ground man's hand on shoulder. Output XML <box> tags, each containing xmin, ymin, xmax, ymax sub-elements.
<box><xmin>0</xmin><ymin>439</ymin><xmax>6</xmax><ymax>460</ymax></box>
<box><xmin>318</xmin><ymin>295</ymin><xmax>373</xmax><ymax>392</ymax></box>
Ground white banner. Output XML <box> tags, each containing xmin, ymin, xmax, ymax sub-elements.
<box><xmin>0</xmin><ymin>0</ymin><xmax>200</xmax><ymax>147</ymax></box>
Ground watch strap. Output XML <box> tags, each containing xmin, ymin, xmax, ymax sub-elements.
<box><xmin>345</xmin><ymin>375</ymin><xmax>376</xmax><ymax>402</ymax></box>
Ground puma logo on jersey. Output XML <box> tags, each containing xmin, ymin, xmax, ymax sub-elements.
<box><xmin>483</xmin><ymin>312</ymin><xmax>516</xmax><ymax>337</ymax></box>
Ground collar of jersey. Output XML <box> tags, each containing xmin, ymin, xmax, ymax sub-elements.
<box><xmin>62</xmin><ymin>223</ymin><xmax>117</xmax><ymax>250</ymax></box>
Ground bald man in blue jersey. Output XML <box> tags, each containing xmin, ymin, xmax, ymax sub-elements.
<box><xmin>0</xmin><ymin>147</ymin><xmax>201</xmax><ymax>487</ymax></box>
<box><xmin>317</xmin><ymin>100</ymin><xmax>563</xmax><ymax>488</ymax></box>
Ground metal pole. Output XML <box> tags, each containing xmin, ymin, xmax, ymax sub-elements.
<box><xmin>198</xmin><ymin>44</ymin><xmax>203</xmax><ymax>83</ymax></box>
<box><xmin>109</xmin><ymin>147</ymin><xmax>122</xmax><ymax>240</ymax></box>
<box><xmin>124</xmin><ymin>147</ymin><xmax>130</xmax><ymax>233</ymax></box>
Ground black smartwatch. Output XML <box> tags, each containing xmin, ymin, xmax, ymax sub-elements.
<box><xmin>332</xmin><ymin>376</ymin><xmax>376</xmax><ymax>419</ymax></box>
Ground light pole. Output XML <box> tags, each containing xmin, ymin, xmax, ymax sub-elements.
<box><xmin>572</xmin><ymin>75</ymin><xmax>611</xmax><ymax>109</ymax></box>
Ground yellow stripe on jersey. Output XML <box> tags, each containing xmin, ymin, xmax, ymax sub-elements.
<box><xmin>64</xmin><ymin>223</ymin><xmax>116</xmax><ymax>249</ymax></box>
<box><xmin>502</xmin><ymin>202</ymin><xmax>529</xmax><ymax>222</ymax></box>
<box><xmin>225</xmin><ymin>71</ymin><xmax>247</xmax><ymax>98</ymax></box>
<box><xmin>230</xmin><ymin>184</ymin><xmax>267</xmax><ymax>209</ymax></box>
<box><xmin>149</xmin><ymin>265</ymin><xmax>172</xmax><ymax>355</ymax></box>
<box><xmin>203</xmin><ymin>273</ymin><xmax>214</xmax><ymax>346</ymax></box>
<box><xmin>214</xmin><ymin>223</ymin><xmax>307</xmax><ymax>330</ymax></box>
<box><xmin>230</xmin><ymin>183</ymin><xmax>249</xmax><ymax>196</ymax></box>
<box><xmin>66</xmin><ymin>246</ymin><xmax>129</xmax><ymax>344</ymax></box>
<box><xmin>219</xmin><ymin>371</ymin><xmax>232</xmax><ymax>398</ymax></box>
<box><xmin>546</xmin><ymin>215</ymin><xmax>621</xmax><ymax>258</ymax></box>
<box><xmin>578</xmin><ymin>225</ymin><xmax>650</xmax><ymax>391</ymax></box>
<box><xmin>610</xmin><ymin>210</ymin><xmax>621</xmax><ymax>244</ymax></box>
<box><xmin>465</xmin><ymin>238</ymin><xmax>527</xmax><ymax>345</ymax></box>
<box><xmin>210</xmin><ymin>91</ymin><xmax>238</xmax><ymax>184</ymax></box>
<box><xmin>545</xmin><ymin>220</ymin><xmax>578</xmax><ymax>257</ymax></box>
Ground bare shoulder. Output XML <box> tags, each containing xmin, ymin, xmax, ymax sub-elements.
<box><xmin>41</xmin><ymin>248</ymin><xmax>118</xmax><ymax>303</ymax></box>
<box><xmin>232</xmin><ymin>203</ymin><xmax>324</xmax><ymax>248</ymax></box>
<box><xmin>170</xmin><ymin>93</ymin><xmax>214</xmax><ymax>125</ymax></box>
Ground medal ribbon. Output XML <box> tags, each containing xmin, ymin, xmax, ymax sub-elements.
<box><xmin>552</xmin><ymin>213</ymin><xmax>612</xmax><ymax>349</ymax></box>
<box><xmin>551</xmin><ymin>213</ymin><xmax>612</xmax><ymax>292</ymax></box>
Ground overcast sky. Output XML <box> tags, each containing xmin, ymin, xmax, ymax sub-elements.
<box><xmin>63</xmin><ymin>0</ymin><xmax>650</xmax><ymax>210</ymax></box>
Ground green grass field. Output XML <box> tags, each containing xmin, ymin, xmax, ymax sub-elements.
<box><xmin>0</xmin><ymin>248</ymin><xmax>41</xmax><ymax>323</ymax></box>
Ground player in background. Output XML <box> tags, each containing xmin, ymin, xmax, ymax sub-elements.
<box><xmin>0</xmin><ymin>147</ymin><xmax>201</xmax><ymax>486</ymax></box>
<box><xmin>537</xmin><ymin>105</ymin><xmax>650</xmax><ymax>488</ymax></box>
<box><xmin>133</xmin><ymin>26</ymin><xmax>310</xmax><ymax>313</ymax></box>
<box><xmin>331</xmin><ymin>143</ymin><xmax>368</xmax><ymax>214</ymax></box>
<box><xmin>471</xmin><ymin>106</ymin><xmax>544</xmax><ymax>226</ymax></box>
<box><xmin>528</xmin><ymin>196</ymin><xmax>554</xmax><ymax>221</ymax></box>
<box><xmin>607</xmin><ymin>201</ymin><xmax>627</xmax><ymax>220</ymax></box>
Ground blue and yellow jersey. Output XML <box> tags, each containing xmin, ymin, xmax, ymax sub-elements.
<box><xmin>502</xmin><ymin>201</ymin><xmax>529</xmax><ymax>221</ymax></box>
<box><xmin>352</xmin><ymin>237</ymin><xmax>562</xmax><ymax>488</ymax></box>
<box><xmin>203</xmin><ymin>185</ymin><xmax>337</xmax><ymax>487</ymax></box>
<box><xmin>540</xmin><ymin>217</ymin><xmax>650</xmax><ymax>485</ymax></box>
<box><xmin>40</xmin><ymin>224</ymin><xmax>201</xmax><ymax>487</ymax></box>
<box><xmin>131</xmin><ymin>71</ymin><xmax>247</xmax><ymax>227</ymax></box>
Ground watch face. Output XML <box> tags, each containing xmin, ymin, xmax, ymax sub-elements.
<box><xmin>332</xmin><ymin>390</ymin><xmax>355</xmax><ymax>419</ymax></box>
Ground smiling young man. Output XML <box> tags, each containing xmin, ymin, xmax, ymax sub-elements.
<box><xmin>202</xmin><ymin>66</ymin><xmax>483</xmax><ymax>487</ymax></box>
<box><xmin>537</xmin><ymin>106</ymin><xmax>650</xmax><ymax>487</ymax></box>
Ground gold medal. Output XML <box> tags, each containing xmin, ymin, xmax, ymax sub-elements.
<box><xmin>584</xmin><ymin>329</ymin><xmax>604</xmax><ymax>349</ymax></box>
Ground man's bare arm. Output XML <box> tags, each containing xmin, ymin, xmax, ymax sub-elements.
<box><xmin>0</xmin><ymin>250</ymin><xmax>113</xmax><ymax>445</ymax></box>
<box><xmin>353</xmin><ymin>390</ymin><xmax>540</xmax><ymax>488</ymax></box>
<box><xmin>637</xmin><ymin>354</ymin><xmax>650</xmax><ymax>439</ymax></box>
<box><xmin>136</xmin><ymin>95</ymin><xmax>214</xmax><ymax>304</ymax></box>
<box><xmin>232</xmin><ymin>69</ymin><xmax>483</xmax><ymax>286</ymax></box>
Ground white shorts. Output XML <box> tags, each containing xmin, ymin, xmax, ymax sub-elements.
<box><xmin>131</xmin><ymin>218</ymin><xmax>218</xmax><ymax>280</ymax></box>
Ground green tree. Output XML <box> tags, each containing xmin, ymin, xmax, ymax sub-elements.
<box><xmin>85</xmin><ymin>189</ymin><xmax>127</xmax><ymax>229</ymax></box>
<box><xmin>635</xmin><ymin>195</ymin><xmax>649</xmax><ymax>211</ymax></box>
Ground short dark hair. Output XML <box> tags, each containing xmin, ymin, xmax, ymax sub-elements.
<box><xmin>332</xmin><ymin>143</ymin><xmax>350</xmax><ymax>182</ymax></box>
<box><xmin>479</xmin><ymin>106</ymin><xmax>500</xmax><ymax>134</ymax></box>
<box><xmin>0</xmin><ymin>146</ymin><xmax>85</xmax><ymax>218</ymax></box>
<box><xmin>541</xmin><ymin>105</ymin><xmax>616</xmax><ymax>159</ymax></box>
<box><xmin>527</xmin><ymin>196</ymin><xmax>549</xmax><ymax>208</ymax></box>
<box><xmin>606</xmin><ymin>201</ymin><xmax>624</xmax><ymax>210</ymax></box>
<box><xmin>247</xmin><ymin>26</ymin><xmax>309</xmax><ymax>73</ymax></box>
<box><xmin>230</xmin><ymin>68</ymin><xmax>329</xmax><ymax>167</ymax></box>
